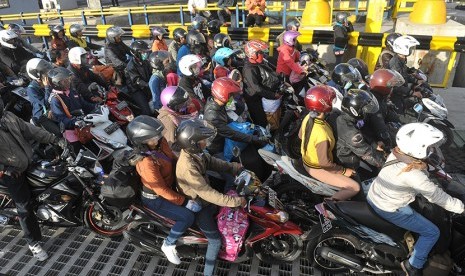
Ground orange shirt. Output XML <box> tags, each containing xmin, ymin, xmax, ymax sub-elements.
<box><xmin>245</xmin><ymin>0</ymin><xmax>266</xmax><ymax>15</ymax></box>
<box><xmin>152</xmin><ymin>39</ymin><xmax>168</xmax><ymax>51</ymax></box>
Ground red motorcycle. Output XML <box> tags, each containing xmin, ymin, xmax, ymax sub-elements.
<box><xmin>122</xmin><ymin>170</ymin><xmax>304</xmax><ymax>264</ymax></box>
<box><xmin>104</xmin><ymin>86</ymin><xmax>134</xmax><ymax>126</ymax></box>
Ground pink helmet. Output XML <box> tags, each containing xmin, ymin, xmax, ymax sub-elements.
<box><xmin>160</xmin><ymin>86</ymin><xmax>190</xmax><ymax>112</ymax></box>
<box><xmin>283</xmin><ymin>30</ymin><xmax>301</xmax><ymax>46</ymax></box>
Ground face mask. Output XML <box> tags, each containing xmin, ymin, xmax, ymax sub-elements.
<box><xmin>355</xmin><ymin>119</ymin><xmax>365</xmax><ymax>129</ymax></box>
<box><xmin>226</xmin><ymin>96</ymin><xmax>236</xmax><ymax>109</ymax></box>
<box><xmin>141</xmin><ymin>52</ymin><xmax>149</xmax><ymax>61</ymax></box>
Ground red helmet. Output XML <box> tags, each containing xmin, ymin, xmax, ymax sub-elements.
<box><xmin>369</xmin><ymin>69</ymin><xmax>405</xmax><ymax>96</ymax></box>
<box><xmin>211</xmin><ymin>77</ymin><xmax>242</xmax><ymax>103</ymax></box>
<box><xmin>244</xmin><ymin>40</ymin><xmax>268</xmax><ymax>63</ymax></box>
<box><xmin>304</xmin><ymin>85</ymin><xmax>336</xmax><ymax>113</ymax></box>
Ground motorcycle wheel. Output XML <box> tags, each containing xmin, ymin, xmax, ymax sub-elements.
<box><xmin>428</xmin><ymin>121</ymin><xmax>454</xmax><ymax>149</ymax></box>
<box><xmin>254</xmin><ymin>233</ymin><xmax>303</xmax><ymax>264</ymax></box>
<box><xmin>84</xmin><ymin>203</ymin><xmax>129</xmax><ymax>237</ymax></box>
<box><xmin>306</xmin><ymin>229</ymin><xmax>362</xmax><ymax>273</ymax></box>
<box><xmin>274</xmin><ymin>180</ymin><xmax>323</xmax><ymax>230</ymax></box>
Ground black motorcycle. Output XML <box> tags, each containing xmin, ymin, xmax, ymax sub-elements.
<box><xmin>0</xmin><ymin>144</ymin><xmax>128</xmax><ymax>237</ymax></box>
<box><xmin>1</xmin><ymin>75</ymin><xmax>32</xmax><ymax>122</ymax></box>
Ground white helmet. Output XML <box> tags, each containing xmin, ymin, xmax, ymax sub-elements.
<box><xmin>179</xmin><ymin>54</ymin><xmax>202</xmax><ymax>77</ymax></box>
<box><xmin>392</xmin><ymin>35</ymin><xmax>419</xmax><ymax>56</ymax></box>
<box><xmin>0</xmin><ymin>30</ymin><xmax>19</xmax><ymax>49</ymax></box>
<box><xmin>396</xmin><ymin>122</ymin><xmax>444</xmax><ymax>159</ymax></box>
<box><xmin>68</xmin><ymin>46</ymin><xmax>87</xmax><ymax>65</ymax></box>
<box><xmin>26</xmin><ymin>58</ymin><xmax>53</xmax><ymax>81</ymax></box>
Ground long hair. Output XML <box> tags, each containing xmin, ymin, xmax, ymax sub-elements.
<box><xmin>393</xmin><ymin>147</ymin><xmax>427</xmax><ymax>174</ymax></box>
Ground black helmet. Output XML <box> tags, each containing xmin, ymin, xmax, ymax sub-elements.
<box><xmin>8</xmin><ymin>23</ymin><xmax>26</xmax><ymax>36</ymax></box>
<box><xmin>341</xmin><ymin>89</ymin><xmax>379</xmax><ymax>120</ymax></box>
<box><xmin>186</xmin><ymin>30</ymin><xmax>206</xmax><ymax>46</ymax></box>
<box><xmin>332</xmin><ymin>63</ymin><xmax>360</xmax><ymax>87</ymax></box>
<box><xmin>175</xmin><ymin>119</ymin><xmax>217</xmax><ymax>153</ymax></box>
<box><xmin>126</xmin><ymin>115</ymin><xmax>165</xmax><ymax>147</ymax></box>
<box><xmin>106</xmin><ymin>26</ymin><xmax>125</xmax><ymax>43</ymax></box>
<box><xmin>192</xmin><ymin>15</ymin><xmax>207</xmax><ymax>31</ymax></box>
<box><xmin>130</xmin><ymin>40</ymin><xmax>150</xmax><ymax>60</ymax></box>
<box><xmin>173</xmin><ymin>28</ymin><xmax>187</xmax><ymax>43</ymax></box>
<box><xmin>286</xmin><ymin>19</ymin><xmax>300</xmax><ymax>31</ymax></box>
<box><xmin>347</xmin><ymin>58</ymin><xmax>369</xmax><ymax>81</ymax></box>
<box><xmin>213</xmin><ymin>33</ymin><xmax>231</xmax><ymax>49</ymax></box>
<box><xmin>69</xmin><ymin>24</ymin><xmax>84</xmax><ymax>37</ymax></box>
<box><xmin>47</xmin><ymin>67</ymin><xmax>73</xmax><ymax>91</ymax></box>
<box><xmin>335</xmin><ymin>12</ymin><xmax>349</xmax><ymax>24</ymax></box>
<box><xmin>386</xmin><ymin>32</ymin><xmax>402</xmax><ymax>52</ymax></box>
<box><xmin>207</xmin><ymin>20</ymin><xmax>222</xmax><ymax>35</ymax></box>
<box><xmin>149</xmin><ymin>50</ymin><xmax>170</xmax><ymax>70</ymax></box>
<box><xmin>51</xmin><ymin>25</ymin><xmax>65</xmax><ymax>38</ymax></box>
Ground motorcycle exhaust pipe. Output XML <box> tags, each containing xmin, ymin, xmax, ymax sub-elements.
<box><xmin>316</xmin><ymin>246</ymin><xmax>364</xmax><ymax>272</ymax></box>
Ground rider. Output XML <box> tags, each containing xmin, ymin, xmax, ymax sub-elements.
<box><xmin>126</xmin><ymin>116</ymin><xmax>198</xmax><ymax>265</ymax></box>
<box><xmin>126</xmin><ymin>40</ymin><xmax>153</xmax><ymax>116</ymax></box>
<box><xmin>104</xmin><ymin>26</ymin><xmax>132</xmax><ymax>78</ymax></box>
<box><xmin>25</xmin><ymin>58</ymin><xmax>61</xmax><ymax>135</ymax></box>
<box><xmin>168</xmin><ymin>28</ymin><xmax>187</xmax><ymax>63</ymax></box>
<box><xmin>50</xmin><ymin>25</ymin><xmax>68</xmax><ymax>51</ymax></box>
<box><xmin>336</xmin><ymin>89</ymin><xmax>386</xmax><ymax>173</ymax></box>
<box><xmin>212</xmin><ymin>47</ymin><xmax>237</xmax><ymax>79</ymax></box>
<box><xmin>0</xmin><ymin>30</ymin><xmax>35</xmax><ymax>74</ymax></box>
<box><xmin>0</xmin><ymin>97</ymin><xmax>65</xmax><ymax>261</ymax></box>
<box><xmin>49</xmin><ymin>48</ymin><xmax>69</xmax><ymax>68</ymax></box>
<box><xmin>375</xmin><ymin>32</ymin><xmax>401</xmax><ymax>70</ymax></box>
<box><xmin>276</xmin><ymin>18</ymin><xmax>301</xmax><ymax>50</ymax></box>
<box><xmin>47</xmin><ymin>67</ymin><xmax>96</xmax><ymax>130</ymax></box>
<box><xmin>176</xmin><ymin>30</ymin><xmax>206</xmax><ymax>76</ymax></box>
<box><xmin>328</xmin><ymin>63</ymin><xmax>362</xmax><ymax>95</ymax></box>
<box><xmin>367</xmin><ymin>123</ymin><xmax>465</xmax><ymax>276</ymax></box>
<box><xmin>68</xmin><ymin>47</ymin><xmax>108</xmax><ymax>103</ymax></box>
<box><xmin>206</xmin><ymin>19</ymin><xmax>222</xmax><ymax>54</ymax></box>
<box><xmin>67</xmin><ymin>24</ymin><xmax>100</xmax><ymax>50</ymax></box>
<box><xmin>276</xmin><ymin>30</ymin><xmax>304</xmax><ymax>79</ymax></box>
<box><xmin>7</xmin><ymin>23</ymin><xmax>40</xmax><ymax>54</ymax></box>
<box><xmin>178</xmin><ymin>54</ymin><xmax>210</xmax><ymax>107</ymax></box>
<box><xmin>148</xmin><ymin>50</ymin><xmax>170</xmax><ymax>111</ymax></box>
<box><xmin>151</xmin><ymin>26</ymin><xmax>168</xmax><ymax>52</ymax></box>
<box><xmin>242</xmin><ymin>40</ymin><xmax>281</xmax><ymax>127</ymax></box>
<box><xmin>175</xmin><ymin>118</ymin><xmax>246</xmax><ymax>276</ymax></box>
<box><xmin>157</xmin><ymin>86</ymin><xmax>200</xmax><ymax>147</ymax></box>
<box><xmin>300</xmin><ymin>85</ymin><xmax>360</xmax><ymax>200</ymax></box>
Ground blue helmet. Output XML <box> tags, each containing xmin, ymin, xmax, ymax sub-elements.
<box><xmin>213</xmin><ymin>47</ymin><xmax>237</xmax><ymax>66</ymax></box>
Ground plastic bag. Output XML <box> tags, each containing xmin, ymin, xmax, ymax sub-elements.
<box><xmin>223</xmin><ymin>122</ymin><xmax>254</xmax><ymax>161</ymax></box>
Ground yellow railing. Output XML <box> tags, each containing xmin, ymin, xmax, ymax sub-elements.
<box><xmin>392</xmin><ymin>0</ymin><xmax>418</xmax><ymax>19</ymax></box>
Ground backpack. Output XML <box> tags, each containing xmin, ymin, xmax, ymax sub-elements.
<box><xmin>257</xmin><ymin>64</ymin><xmax>280</xmax><ymax>92</ymax></box>
<box><xmin>100</xmin><ymin>149</ymin><xmax>142</xmax><ymax>208</ymax></box>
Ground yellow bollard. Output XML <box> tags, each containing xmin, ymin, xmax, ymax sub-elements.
<box><xmin>409</xmin><ymin>0</ymin><xmax>447</xmax><ymax>24</ymax></box>
<box><xmin>301</xmin><ymin>0</ymin><xmax>331</xmax><ymax>27</ymax></box>
<box><xmin>361</xmin><ymin>0</ymin><xmax>385</xmax><ymax>73</ymax></box>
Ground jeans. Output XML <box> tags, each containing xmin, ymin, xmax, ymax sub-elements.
<box><xmin>1</xmin><ymin>174</ymin><xmax>41</xmax><ymax>245</ymax></box>
<box><xmin>195</xmin><ymin>204</ymin><xmax>222</xmax><ymax>276</ymax></box>
<box><xmin>368</xmin><ymin>200</ymin><xmax>440</xmax><ymax>269</ymax></box>
<box><xmin>141</xmin><ymin>196</ymin><xmax>195</xmax><ymax>245</ymax></box>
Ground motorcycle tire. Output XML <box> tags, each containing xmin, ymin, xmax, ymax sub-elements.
<box><xmin>306</xmin><ymin>229</ymin><xmax>362</xmax><ymax>274</ymax></box>
<box><xmin>428</xmin><ymin>121</ymin><xmax>454</xmax><ymax>149</ymax></box>
<box><xmin>254</xmin><ymin>233</ymin><xmax>303</xmax><ymax>264</ymax></box>
<box><xmin>83</xmin><ymin>203</ymin><xmax>129</xmax><ymax>237</ymax></box>
<box><xmin>279</xmin><ymin>127</ymin><xmax>302</xmax><ymax>160</ymax></box>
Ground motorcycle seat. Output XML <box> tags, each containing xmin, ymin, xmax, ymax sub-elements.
<box><xmin>331</xmin><ymin>201</ymin><xmax>406</xmax><ymax>241</ymax></box>
<box><xmin>291</xmin><ymin>159</ymin><xmax>311</xmax><ymax>178</ymax></box>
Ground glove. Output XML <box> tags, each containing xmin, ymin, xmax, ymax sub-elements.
<box><xmin>53</xmin><ymin>137</ymin><xmax>67</xmax><ymax>149</ymax></box>
<box><xmin>185</xmin><ymin>199</ymin><xmax>202</xmax><ymax>212</ymax></box>
<box><xmin>251</xmin><ymin>135</ymin><xmax>268</xmax><ymax>147</ymax></box>
<box><xmin>88</xmin><ymin>82</ymin><xmax>99</xmax><ymax>93</ymax></box>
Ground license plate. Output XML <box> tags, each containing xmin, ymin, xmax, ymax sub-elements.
<box><xmin>319</xmin><ymin>76</ymin><xmax>327</xmax><ymax>84</ymax></box>
<box><xmin>104</xmin><ymin>122</ymin><xmax>120</xmax><ymax>135</ymax></box>
<box><xmin>319</xmin><ymin>214</ymin><xmax>332</xmax><ymax>233</ymax></box>
<box><xmin>268</xmin><ymin>188</ymin><xmax>277</xmax><ymax>209</ymax></box>
<box><xmin>116</xmin><ymin>101</ymin><xmax>128</xmax><ymax>111</ymax></box>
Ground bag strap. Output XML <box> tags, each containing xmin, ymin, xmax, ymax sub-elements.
<box><xmin>148</xmin><ymin>150</ymin><xmax>173</xmax><ymax>163</ymax></box>
<box><xmin>51</xmin><ymin>93</ymin><xmax>72</xmax><ymax>119</ymax></box>
<box><xmin>382</xmin><ymin>159</ymin><xmax>400</xmax><ymax>168</ymax></box>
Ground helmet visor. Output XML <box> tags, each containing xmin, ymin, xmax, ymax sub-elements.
<box><xmin>362</xmin><ymin>92</ymin><xmax>379</xmax><ymax>115</ymax></box>
<box><xmin>189</xmin><ymin>61</ymin><xmax>202</xmax><ymax>76</ymax></box>
<box><xmin>426</xmin><ymin>145</ymin><xmax>445</xmax><ymax>169</ymax></box>
<box><xmin>387</xmin><ymin>70</ymin><xmax>405</xmax><ymax>88</ymax></box>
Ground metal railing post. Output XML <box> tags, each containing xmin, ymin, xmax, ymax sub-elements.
<box><xmin>235</xmin><ymin>4</ymin><xmax>240</xmax><ymax>28</ymax></box>
<box><xmin>128</xmin><ymin>9</ymin><xmax>135</xmax><ymax>41</ymax></box>
<box><xmin>355</xmin><ymin>0</ymin><xmax>360</xmax><ymax>16</ymax></box>
<box><xmin>20</xmin><ymin>12</ymin><xmax>33</xmax><ymax>44</ymax></box>
<box><xmin>57</xmin><ymin>9</ymin><xmax>65</xmax><ymax>25</ymax></box>
<box><xmin>242</xmin><ymin>0</ymin><xmax>246</xmax><ymax>27</ymax></box>
<box><xmin>282</xmin><ymin>3</ymin><xmax>287</xmax><ymax>28</ymax></box>
<box><xmin>180</xmin><ymin>6</ymin><xmax>185</xmax><ymax>25</ymax></box>
<box><xmin>100</xmin><ymin>7</ymin><xmax>106</xmax><ymax>24</ymax></box>
<box><xmin>144</xmin><ymin>5</ymin><xmax>150</xmax><ymax>25</ymax></box>
<box><xmin>37</xmin><ymin>14</ymin><xmax>49</xmax><ymax>49</ymax></box>
<box><xmin>81</xmin><ymin>11</ymin><xmax>91</xmax><ymax>44</ymax></box>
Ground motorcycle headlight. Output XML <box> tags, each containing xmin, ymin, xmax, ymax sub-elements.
<box><xmin>125</xmin><ymin>114</ymin><xmax>134</xmax><ymax>122</ymax></box>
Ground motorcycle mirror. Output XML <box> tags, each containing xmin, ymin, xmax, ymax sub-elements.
<box><xmin>413</xmin><ymin>103</ymin><xmax>423</xmax><ymax>114</ymax></box>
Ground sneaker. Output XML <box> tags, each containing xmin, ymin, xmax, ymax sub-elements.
<box><xmin>161</xmin><ymin>241</ymin><xmax>181</xmax><ymax>265</ymax></box>
<box><xmin>29</xmin><ymin>243</ymin><xmax>49</xmax><ymax>261</ymax></box>
<box><xmin>401</xmin><ymin>259</ymin><xmax>423</xmax><ymax>276</ymax></box>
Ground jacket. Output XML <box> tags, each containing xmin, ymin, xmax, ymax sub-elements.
<box><xmin>245</xmin><ymin>0</ymin><xmax>266</xmax><ymax>15</ymax></box>
<box><xmin>152</xmin><ymin>39</ymin><xmax>168</xmax><ymax>52</ymax></box>
<box><xmin>49</xmin><ymin>89</ymin><xmax>96</xmax><ymax>129</ymax></box>
<box><xmin>387</xmin><ymin>55</ymin><xmax>415</xmax><ymax>113</ymax></box>
<box><xmin>158</xmin><ymin>107</ymin><xmax>198</xmax><ymax>147</ymax></box>
<box><xmin>375</xmin><ymin>49</ymin><xmax>394</xmax><ymax>70</ymax></box>
<box><xmin>135</xmin><ymin>138</ymin><xmax>186</xmax><ymax>205</ymax></box>
<box><xmin>178</xmin><ymin>75</ymin><xmax>210</xmax><ymax>105</ymax></box>
<box><xmin>203</xmin><ymin>97</ymin><xmax>253</xmax><ymax>154</ymax></box>
<box><xmin>168</xmin><ymin>40</ymin><xmax>181</xmax><ymax>63</ymax></box>
<box><xmin>333</xmin><ymin>22</ymin><xmax>353</xmax><ymax>51</ymax></box>
<box><xmin>0</xmin><ymin>111</ymin><xmax>56</xmax><ymax>172</ymax></box>
<box><xmin>388</xmin><ymin>54</ymin><xmax>416</xmax><ymax>84</ymax></box>
<box><xmin>176</xmin><ymin>150</ymin><xmax>243</xmax><ymax>207</ymax></box>
<box><xmin>176</xmin><ymin>44</ymin><xmax>191</xmax><ymax>76</ymax></box>
<box><xmin>368</xmin><ymin>152</ymin><xmax>464</xmax><ymax>213</ymax></box>
<box><xmin>68</xmin><ymin>65</ymin><xmax>107</xmax><ymax>102</ymax></box>
<box><xmin>188</xmin><ymin>0</ymin><xmax>207</xmax><ymax>14</ymax></box>
<box><xmin>276</xmin><ymin>44</ymin><xmax>303</xmax><ymax>77</ymax></box>
<box><xmin>26</xmin><ymin>80</ymin><xmax>52</xmax><ymax>120</ymax></box>
<box><xmin>0</xmin><ymin>46</ymin><xmax>34</xmax><ymax>74</ymax></box>
<box><xmin>242</xmin><ymin>61</ymin><xmax>278</xmax><ymax>100</ymax></box>
<box><xmin>336</xmin><ymin>113</ymin><xmax>386</xmax><ymax>170</ymax></box>
<box><xmin>105</xmin><ymin>41</ymin><xmax>132</xmax><ymax>71</ymax></box>
<box><xmin>67</xmin><ymin>36</ymin><xmax>101</xmax><ymax>50</ymax></box>
<box><xmin>125</xmin><ymin>58</ymin><xmax>152</xmax><ymax>94</ymax></box>
<box><xmin>148</xmin><ymin>72</ymin><xmax>166</xmax><ymax>110</ymax></box>
<box><xmin>20</xmin><ymin>38</ymin><xmax>39</xmax><ymax>54</ymax></box>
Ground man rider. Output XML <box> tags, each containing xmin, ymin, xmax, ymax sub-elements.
<box><xmin>0</xmin><ymin>30</ymin><xmax>35</xmax><ymax>74</ymax></box>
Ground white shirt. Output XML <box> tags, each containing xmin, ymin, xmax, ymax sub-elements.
<box><xmin>188</xmin><ymin>0</ymin><xmax>208</xmax><ymax>14</ymax></box>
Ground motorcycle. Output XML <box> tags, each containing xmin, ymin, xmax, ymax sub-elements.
<box><xmin>1</xmin><ymin>75</ymin><xmax>31</xmax><ymax>122</ymax></box>
<box><xmin>123</xmin><ymin>169</ymin><xmax>304</xmax><ymax>264</ymax></box>
<box><xmin>0</xmin><ymin>144</ymin><xmax>128</xmax><ymax>237</ymax></box>
<box><xmin>91</xmin><ymin>84</ymin><xmax>134</xmax><ymax>126</ymax></box>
